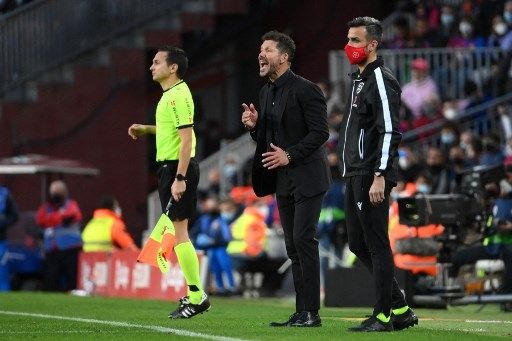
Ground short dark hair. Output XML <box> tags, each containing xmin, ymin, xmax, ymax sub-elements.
<box><xmin>158</xmin><ymin>46</ymin><xmax>189</xmax><ymax>79</ymax></box>
<box><xmin>99</xmin><ymin>196</ymin><xmax>117</xmax><ymax>210</ymax></box>
<box><xmin>261</xmin><ymin>30</ymin><xmax>296</xmax><ymax>63</ymax></box>
<box><xmin>347</xmin><ymin>16</ymin><xmax>383</xmax><ymax>45</ymax></box>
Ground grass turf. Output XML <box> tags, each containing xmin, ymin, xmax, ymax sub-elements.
<box><xmin>0</xmin><ymin>292</ymin><xmax>511</xmax><ymax>340</ymax></box>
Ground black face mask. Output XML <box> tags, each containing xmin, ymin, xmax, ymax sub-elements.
<box><xmin>451</xmin><ymin>157</ymin><xmax>465</xmax><ymax>165</ymax></box>
<box><xmin>428</xmin><ymin>165</ymin><xmax>444</xmax><ymax>173</ymax></box>
<box><xmin>50</xmin><ymin>194</ymin><xmax>64</xmax><ymax>205</ymax></box>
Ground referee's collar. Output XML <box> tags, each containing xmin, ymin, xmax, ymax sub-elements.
<box><xmin>163</xmin><ymin>79</ymin><xmax>184</xmax><ymax>93</ymax></box>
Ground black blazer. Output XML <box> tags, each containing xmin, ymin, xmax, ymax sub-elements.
<box><xmin>250</xmin><ymin>70</ymin><xmax>331</xmax><ymax>197</ymax></box>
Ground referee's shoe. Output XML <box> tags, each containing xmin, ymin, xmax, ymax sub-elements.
<box><xmin>168</xmin><ymin>293</ymin><xmax>210</xmax><ymax>319</ymax></box>
<box><xmin>391</xmin><ymin>307</ymin><xmax>418</xmax><ymax>330</ymax></box>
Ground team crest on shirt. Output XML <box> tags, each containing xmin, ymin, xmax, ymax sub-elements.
<box><xmin>356</xmin><ymin>82</ymin><xmax>365</xmax><ymax>94</ymax></box>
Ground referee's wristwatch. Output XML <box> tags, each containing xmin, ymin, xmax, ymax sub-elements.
<box><xmin>176</xmin><ymin>173</ymin><xmax>187</xmax><ymax>182</ymax></box>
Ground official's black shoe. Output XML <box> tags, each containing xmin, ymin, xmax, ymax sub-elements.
<box><xmin>270</xmin><ymin>312</ymin><xmax>302</xmax><ymax>327</ymax></box>
<box><xmin>392</xmin><ymin>308</ymin><xmax>418</xmax><ymax>330</ymax></box>
<box><xmin>348</xmin><ymin>315</ymin><xmax>393</xmax><ymax>332</ymax></box>
<box><xmin>168</xmin><ymin>293</ymin><xmax>210</xmax><ymax>319</ymax></box>
<box><xmin>290</xmin><ymin>311</ymin><xmax>322</xmax><ymax>327</ymax></box>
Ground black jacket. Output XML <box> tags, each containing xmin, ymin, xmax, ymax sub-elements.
<box><xmin>250</xmin><ymin>70</ymin><xmax>331</xmax><ymax>197</ymax></box>
<box><xmin>338</xmin><ymin>57</ymin><xmax>402</xmax><ymax>182</ymax></box>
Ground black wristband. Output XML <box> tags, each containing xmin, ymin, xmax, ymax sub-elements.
<box><xmin>176</xmin><ymin>173</ymin><xmax>187</xmax><ymax>181</ymax></box>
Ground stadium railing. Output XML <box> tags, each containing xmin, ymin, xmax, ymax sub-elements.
<box><xmin>329</xmin><ymin>47</ymin><xmax>507</xmax><ymax>101</ymax></box>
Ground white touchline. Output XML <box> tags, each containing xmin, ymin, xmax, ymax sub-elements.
<box><xmin>465</xmin><ymin>320</ymin><xmax>512</xmax><ymax>324</ymax></box>
<box><xmin>0</xmin><ymin>310</ymin><xmax>252</xmax><ymax>341</ymax></box>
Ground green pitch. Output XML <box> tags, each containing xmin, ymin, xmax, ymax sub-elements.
<box><xmin>0</xmin><ymin>292</ymin><xmax>511</xmax><ymax>340</ymax></box>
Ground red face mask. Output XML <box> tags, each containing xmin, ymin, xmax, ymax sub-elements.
<box><xmin>344</xmin><ymin>43</ymin><xmax>368</xmax><ymax>65</ymax></box>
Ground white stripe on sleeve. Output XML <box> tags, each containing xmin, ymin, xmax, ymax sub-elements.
<box><xmin>374</xmin><ymin>67</ymin><xmax>392</xmax><ymax>171</ymax></box>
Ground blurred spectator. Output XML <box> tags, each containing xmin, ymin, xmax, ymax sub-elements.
<box><xmin>326</xmin><ymin>106</ymin><xmax>342</xmax><ymax>152</ymax></box>
<box><xmin>448</xmin><ymin>17</ymin><xmax>485</xmax><ymax>47</ymax></box>
<box><xmin>425</xmin><ymin>147</ymin><xmax>452</xmax><ymax>194</ymax></box>
<box><xmin>412</xmin><ymin>17</ymin><xmax>441</xmax><ymax>48</ymax></box>
<box><xmin>439</xmin><ymin>121</ymin><xmax>460</xmax><ymax>153</ymax></box>
<box><xmin>316</xmin><ymin>80</ymin><xmax>343</xmax><ymax>115</ymax></box>
<box><xmin>480</xmin><ymin>133</ymin><xmax>505</xmax><ymax>167</ymax></box>
<box><xmin>438</xmin><ymin>5</ymin><xmax>457</xmax><ymax>45</ymax></box>
<box><xmin>459</xmin><ymin>129</ymin><xmax>475</xmax><ymax>152</ymax></box>
<box><xmin>222</xmin><ymin>153</ymin><xmax>241</xmax><ymax>191</ymax></box>
<box><xmin>466</xmin><ymin>136</ymin><xmax>484</xmax><ymax>166</ymax></box>
<box><xmin>414</xmin><ymin>172</ymin><xmax>433</xmax><ymax>194</ymax></box>
<box><xmin>194</xmin><ymin>197</ymin><xmax>237</xmax><ymax>295</ymax></box>
<box><xmin>36</xmin><ymin>180</ymin><xmax>82</xmax><ymax>292</ymax></box>
<box><xmin>498</xmin><ymin>104</ymin><xmax>512</xmax><ymax>140</ymax></box>
<box><xmin>227</xmin><ymin>198</ymin><xmax>268</xmax><ymax>258</ymax></box>
<box><xmin>81</xmin><ymin>196</ymin><xmax>138</xmax><ymax>252</ymax></box>
<box><xmin>442</xmin><ymin>99</ymin><xmax>459</xmax><ymax>120</ymax></box>
<box><xmin>487</xmin><ymin>15</ymin><xmax>509</xmax><ymax>48</ymax></box>
<box><xmin>317</xmin><ymin>152</ymin><xmax>346</xmax><ymax>287</ymax></box>
<box><xmin>401</xmin><ymin>58</ymin><xmax>439</xmax><ymax>120</ymax></box>
<box><xmin>0</xmin><ymin>186</ymin><xmax>18</xmax><ymax>291</ymax></box>
<box><xmin>228</xmin><ymin>197</ymin><xmax>281</xmax><ymax>296</ymax></box>
<box><xmin>206</xmin><ymin>168</ymin><xmax>221</xmax><ymax>198</ymax></box>
<box><xmin>448</xmin><ymin>145</ymin><xmax>470</xmax><ymax>174</ymax></box>
<box><xmin>383</xmin><ymin>16</ymin><xmax>413</xmax><ymax>49</ymax></box>
<box><xmin>504</xmin><ymin>0</ymin><xmax>512</xmax><ymax>27</ymax></box>
<box><xmin>397</xmin><ymin>145</ymin><xmax>423</xmax><ymax>183</ymax></box>
<box><xmin>500</xmin><ymin>158</ymin><xmax>512</xmax><ymax>197</ymax></box>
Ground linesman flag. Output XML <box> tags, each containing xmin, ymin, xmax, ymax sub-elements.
<box><xmin>137</xmin><ymin>199</ymin><xmax>175</xmax><ymax>273</ymax></box>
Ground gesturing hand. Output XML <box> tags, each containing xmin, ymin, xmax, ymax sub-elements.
<box><xmin>241</xmin><ymin>103</ymin><xmax>258</xmax><ymax>130</ymax></box>
<box><xmin>262</xmin><ymin>143</ymin><xmax>289</xmax><ymax>169</ymax></box>
<box><xmin>128</xmin><ymin>124</ymin><xmax>146</xmax><ymax>140</ymax></box>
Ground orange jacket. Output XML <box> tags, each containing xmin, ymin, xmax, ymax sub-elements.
<box><xmin>82</xmin><ymin>209</ymin><xmax>138</xmax><ymax>252</ymax></box>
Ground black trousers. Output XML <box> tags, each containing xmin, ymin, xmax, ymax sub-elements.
<box><xmin>345</xmin><ymin>174</ymin><xmax>407</xmax><ymax>316</ymax></box>
<box><xmin>276</xmin><ymin>169</ymin><xmax>324</xmax><ymax>313</ymax></box>
<box><xmin>44</xmin><ymin>248</ymin><xmax>80</xmax><ymax>292</ymax></box>
<box><xmin>450</xmin><ymin>244</ymin><xmax>512</xmax><ymax>293</ymax></box>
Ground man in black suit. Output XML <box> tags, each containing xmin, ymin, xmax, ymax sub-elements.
<box><xmin>241</xmin><ymin>30</ymin><xmax>330</xmax><ymax>327</ymax></box>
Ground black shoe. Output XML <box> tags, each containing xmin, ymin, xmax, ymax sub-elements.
<box><xmin>348</xmin><ymin>315</ymin><xmax>393</xmax><ymax>332</ymax></box>
<box><xmin>290</xmin><ymin>311</ymin><xmax>322</xmax><ymax>327</ymax></box>
<box><xmin>168</xmin><ymin>293</ymin><xmax>210</xmax><ymax>319</ymax></box>
<box><xmin>392</xmin><ymin>308</ymin><xmax>418</xmax><ymax>330</ymax></box>
<box><xmin>270</xmin><ymin>312</ymin><xmax>302</xmax><ymax>327</ymax></box>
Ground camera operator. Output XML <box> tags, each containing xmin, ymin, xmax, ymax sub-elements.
<box><xmin>448</xmin><ymin>163</ymin><xmax>512</xmax><ymax>312</ymax></box>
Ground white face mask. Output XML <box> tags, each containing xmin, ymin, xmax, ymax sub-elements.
<box><xmin>398</xmin><ymin>157</ymin><xmax>409</xmax><ymax>170</ymax></box>
<box><xmin>459</xmin><ymin>22</ymin><xmax>473</xmax><ymax>37</ymax></box>
<box><xmin>443</xmin><ymin>108</ymin><xmax>457</xmax><ymax>120</ymax></box>
<box><xmin>495</xmin><ymin>22</ymin><xmax>508</xmax><ymax>36</ymax></box>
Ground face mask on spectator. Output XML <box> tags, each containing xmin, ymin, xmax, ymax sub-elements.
<box><xmin>459</xmin><ymin>22</ymin><xmax>472</xmax><ymax>37</ymax></box>
<box><xmin>441</xmin><ymin>14</ymin><xmax>454</xmax><ymax>26</ymax></box>
<box><xmin>441</xmin><ymin>132</ymin><xmax>456</xmax><ymax>145</ymax></box>
<box><xmin>50</xmin><ymin>194</ymin><xmax>64</xmax><ymax>205</ymax></box>
<box><xmin>399</xmin><ymin>157</ymin><xmax>409</xmax><ymax>170</ymax></box>
<box><xmin>443</xmin><ymin>108</ymin><xmax>457</xmax><ymax>120</ymax></box>
<box><xmin>504</xmin><ymin>11</ymin><xmax>512</xmax><ymax>24</ymax></box>
<box><xmin>223</xmin><ymin>164</ymin><xmax>237</xmax><ymax>179</ymax></box>
<box><xmin>417</xmin><ymin>184</ymin><xmax>431</xmax><ymax>193</ymax></box>
<box><xmin>220</xmin><ymin>211</ymin><xmax>235</xmax><ymax>221</ymax></box>
<box><xmin>494</xmin><ymin>22</ymin><xmax>508</xmax><ymax>36</ymax></box>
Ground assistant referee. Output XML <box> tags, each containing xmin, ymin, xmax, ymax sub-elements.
<box><xmin>128</xmin><ymin>46</ymin><xmax>210</xmax><ymax>319</ymax></box>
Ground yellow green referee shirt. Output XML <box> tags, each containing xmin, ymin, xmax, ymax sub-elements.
<box><xmin>155</xmin><ymin>80</ymin><xmax>196</xmax><ymax>161</ymax></box>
